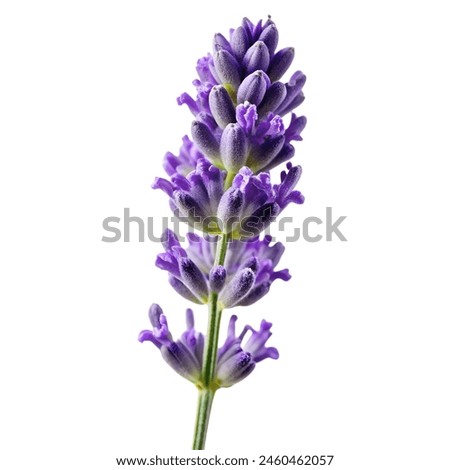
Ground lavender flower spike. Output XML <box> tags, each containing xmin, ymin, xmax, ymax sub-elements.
<box><xmin>139</xmin><ymin>17</ymin><xmax>308</xmax><ymax>450</ymax></box>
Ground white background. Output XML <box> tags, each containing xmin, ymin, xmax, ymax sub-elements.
<box><xmin>1</xmin><ymin>1</ymin><xmax>449</xmax><ymax>469</ymax></box>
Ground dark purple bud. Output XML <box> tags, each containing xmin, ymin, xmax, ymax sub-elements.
<box><xmin>209</xmin><ymin>85</ymin><xmax>236</xmax><ymax>129</ymax></box>
<box><xmin>160</xmin><ymin>341</ymin><xmax>201</xmax><ymax>382</ymax></box>
<box><xmin>213</xmin><ymin>33</ymin><xmax>232</xmax><ymax>52</ymax></box>
<box><xmin>237</xmin><ymin>70</ymin><xmax>269</xmax><ymax>106</ymax></box>
<box><xmin>258</xmin><ymin>23</ymin><xmax>279</xmax><ymax>56</ymax></box>
<box><xmin>214</xmin><ymin>49</ymin><xmax>241</xmax><ymax>89</ymax></box>
<box><xmin>217</xmin><ymin>188</ymin><xmax>244</xmax><ymax>234</ymax></box>
<box><xmin>251</xmin><ymin>134</ymin><xmax>286</xmax><ymax>171</ymax></box>
<box><xmin>242</xmin><ymin>256</ymin><xmax>259</xmax><ymax>273</ymax></box>
<box><xmin>173</xmin><ymin>190</ymin><xmax>205</xmax><ymax>221</ymax></box>
<box><xmin>191</xmin><ymin>121</ymin><xmax>220</xmax><ymax>163</ymax></box>
<box><xmin>179</xmin><ymin>257</ymin><xmax>209</xmax><ymax>302</ymax></box>
<box><xmin>252</xmin><ymin>19</ymin><xmax>263</xmax><ymax>40</ymax></box>
<box><xmin>236</xmin><ymin>281</ymin><xmax>271</xmax><ymax>306</ymax></box>
<box><xmin>219</xmin><ymin>268</ymin><xmax>256</xmax><ymax>308</ymax></box>
<box><xmin>277</xmin><ymin>92</ymin><xmax>305</xmax><ymax>117</ymax></box>
<box><xmin>243</xmin><ymin>41</ymin><xmax>270</xmax><ymax>74</ymax></box>
<box><xmin>216</xmin><ymin>350</ymin><xmax>255</xmax><ymax>387</ymax></box>
<box><xmin>230</xmin><ymin>26</ymin><xmax>249</xmax><ymax>61</ymax></box>
<box><xmin>209</xmin><ymin>265</ymin><xmax>227</xmax><ymax>292</ymax></box>
<box><xmin>267</xmin><ymin>47</ymin><xmax>295</xmax><ymax>82</ymax></box>
<box><xmin>240</xmin><ymin>202</ymin><xmax>280</xmax><ymax>239</ymax></box>
<box><xmin>242</xmin><ymin>17</ymin><xmax>255</xmax><ymax>39</ymax></box>
<box><xmin>220</xmin><ymin>123</ymin><xmax>248</xmax><ymax>172</ymax></box>
<box><xmin>168</xmin><ymin>275</ymin><xmax>203</xmax><ymax>304</ymax></box>
<box><xmin>257</xmin><ymin>81</ymin><xmax>287</xmax><ymax>118</ymax></box>
<box><xmin>259</xmin><ymin>143</ymin><xmax>296</xmax><ymax>172</ymax></box>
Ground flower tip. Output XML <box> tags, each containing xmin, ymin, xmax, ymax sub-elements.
<box><xmin>268</xmin><ymin>347</ymin><xmax>280</xmax><ymax>360</ymax></box>
<box><xmin>210</xmin><ymin>265</ymin><xmax>227</xmax><ymax>292</ymax></box>
<box><xmin>148</xmin><ymin>303</ymin><xmax>163</xmax><ymax>326</ymax></box>
<box><xmin>185</xmin><ymin>308</ymin><xmax>194</xmax><ymax>329</ymax></box>
<box><xmin>138</xmin><ymin>330</ymin><xmax>152</xmax><ymax>343</ymax></box>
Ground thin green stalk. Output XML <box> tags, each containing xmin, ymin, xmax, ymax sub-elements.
<box><xmin>192</xmin><ymin>389</ymin><xmax>215</xmax><ymax>450</ymax></box>
<box><xmin>192</xmin><ymin>232</ymin><xmax>229</xmax><ymax>450</ymax></box>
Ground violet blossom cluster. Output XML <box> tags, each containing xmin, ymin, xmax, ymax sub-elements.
<box><xmin>140</xmin><ymin>17</ymin><xmax>306</xmax><ymax>388</ymax></box>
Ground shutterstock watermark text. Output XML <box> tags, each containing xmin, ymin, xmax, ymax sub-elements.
<box><xmin>101</xmin><ymin>207</ymin><xmax>347</xmax><ymax>243</ymax></box>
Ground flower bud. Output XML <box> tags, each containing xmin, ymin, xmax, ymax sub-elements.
<box><xmin>237</xmin><ymin>70</ymin><xmax>270</xmax><ymax>106</ymax></box>
<box><xmin>209</xmin><ymin>85</ymin><xmax>236</xmax><ymax>129</ymax></box>
<box><xmin>267</xmin><ymin>47</ymin><xmax>295</xmax><ymax>82</ymax></box>
<box><xmin>236</xmin><ymin>282</ymin><xmax>270</xmax><ymax>307</ymax></box>
<box><xmin>160</xmin><ymin>341</ymin><xmax>201</xmax><ymax>382</ymax></box>
<box><xmin>216</xmin><ymin>350</ymin><xmax>255</xmax><ymax>387</ymax></box>
<box><xmin>257</xmin><ymin>81</ymin><xmax>287</xmax><ymax>118</ymax></box>
<box><xmin>242</xmin><ymin>255</ymin><xmax>259</xmax><ymax>273</ymax></box>
<box><xmin>258</xmin><ymin>23</ymin><xmax>279</xmax><ymax>56</ymax></box>
<box><xmin>220</xmin><ymin>123</ymin><xmax>248</xmax><ymax>172</ymax></box>
<box><xmin>214</xmin><ymin>49</ymin><xmax>241</xmax><ymax>90</ymax></box>
<box><xmin>209</xmin><ymin>265</ymin><xmax>227</xmax><ymax>292</ymax></box>
<box><xmin>230</xmin><ymin>26</ymin><xmax>249</xmax><ymax>60</ymax></box>
<box><xmin>243</xmin><ymin>41</ymin><xmax>270</xmax><ymax>74</ymax></box>
<box><xmin>213</xmin><ymin>33</ymin><xmax>232</xmax><ymax>52</ymax></box>
<box><xmin>179</xmin><ymin>257</ymin><xmax>209</xmax><ymax>302</ymax></box>
<box><xmin>168</xmin><ymin>275</ymin><xmax>203</xmax><ymax>304</ymax></box>
<box><xmin>259</xmin><ymin>143</ymin><xmax>295</xmax><ymax>172</ymax></box>
<box><xmin>240</xmin><ymin>202</ymin><xmax>280</xmax><ymax>239</ymax></box>
<box><xmin>250</xmin><ymin>134</ymin><xmax>285</xmax><ymax>172</ymax></box>
<box><xmin>219</xmin><ymin>268</ymin><xmax>255</xmax><ymax>308</ymax></box>
<box><xmin>216</xmin><ymin>188</ymin><xmax>244</xmax><ymax>234</ymax></box>
<box><xmin>173</xmin><ymin>190</ymin><xmax>205</xmax><ymax>222</ymax></box>
<box><xmin>191</xmin><ymin>120</ymin><xmax>220</xmax><ymax>163</ymax></box>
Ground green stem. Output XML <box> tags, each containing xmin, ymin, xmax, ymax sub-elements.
<box><xmin>225</xmin><ymin>171</ymin><xmax>236</xmax><ymax>189</ymax></box>
<box><xmin>192</xmin><ymin>389</ymin><xmax>215</xmax><ymax>450</ymax></box>
<box><xmin>192</xmin><ymin>232</ymin><xmax>229</xmax><ymax>450</ymax></box>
